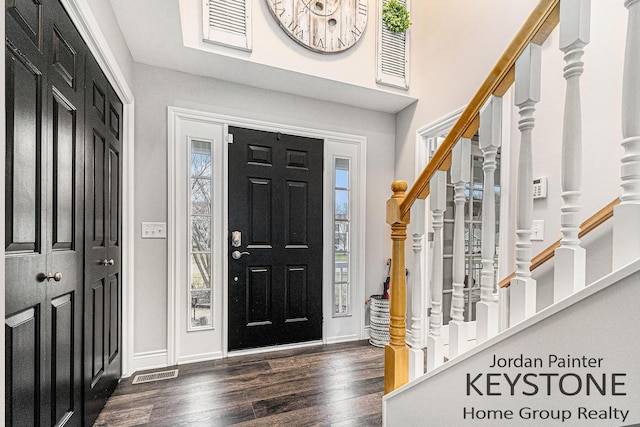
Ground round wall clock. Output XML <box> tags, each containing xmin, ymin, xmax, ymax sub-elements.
<box><xmin>266</xmin><ymin>0</ymin><xmax>368</xmax><ymax>54</ymax></box>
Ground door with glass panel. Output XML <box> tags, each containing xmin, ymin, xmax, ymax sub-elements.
<box><xmin>227</xmin><ymin>127</ymin><xmax>323</xmax><ymax>350</ymax></box>
<box><xmin>442</xmin><ymin>138</ymin><xmax>501</xmax><ymax>324</ymax></box>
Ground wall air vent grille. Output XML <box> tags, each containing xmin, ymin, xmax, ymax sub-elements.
<box><xmin>376</xmin><ymin>0</ymin><xmax>410</xmax><ymax>89</ymax></box>
<box><xmin>208</xmin><ymin>0</ymin><xmax>246</xmax><ymax>35</ymax></box>
<box><xmin>202</xmin><ymin>0</ymin><xmax>252</xmax><ymax>51</ymax></box>
<box><xmin>132</xmin><ymin>369</ymin><xmax>179</xmax><ymax>385</ymax></box>
<box><xmin>381</xmin><ymin>27</ymin><xmax>406</xmax><ymax>78</ymax></box>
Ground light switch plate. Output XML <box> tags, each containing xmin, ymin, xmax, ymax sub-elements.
<box><xmin>142</xmin><ymin>222</ymin><xmax>166</xmax><ymax>239</ymax></box>
<box><xmin>531</xmin><ymin>220</ymin><xmax>544</xmax><ymax>241</ymax></box>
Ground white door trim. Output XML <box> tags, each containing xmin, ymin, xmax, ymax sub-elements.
<box><xmin>59</xmin><ymin>0</ymin><xmax>136</xmax><ymax>377</ymax></box>
<box><xmin>167</xmin><ymin>107</ymin><xmax>367</xmax><ymax>362</ymax></box>
<box><xmin>415</xmin><ymin>108</ymin><xmax>463</xmax><ymax>346</ymax></box>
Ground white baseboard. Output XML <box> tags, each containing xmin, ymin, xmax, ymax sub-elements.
<box><xmin>325</xmin><ymin>334</ymin><xmax>360</xmax><ymax>345</ymax></box>
<box><xmin>132</xmin><ymin>350</ymin><xmax>169</xmax><ymax>373</ymax></box>
<box><xmin>177</xmin><ymin>351</ymin><xmax>223</xmax><ymax>365</ymax></box>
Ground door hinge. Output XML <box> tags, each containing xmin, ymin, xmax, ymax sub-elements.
<box><xmin>226</xmin><ymin>133</ymin><xmax>234</xmax><ymax>144</ymax></box>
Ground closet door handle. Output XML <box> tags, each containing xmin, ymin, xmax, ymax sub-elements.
<box><xmin>101</xmin><ymin>259</ymin><xmax>115</xmax><ymax>266</ymax></box>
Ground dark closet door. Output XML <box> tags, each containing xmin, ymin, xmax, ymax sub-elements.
<box><xmin>227</xmin><ymin>127</ymin><xmax>323</xmax><ymax>351</ymax></box>
<box><xmin>83</xmin><ymin>53</ymin><xmax>123</xmax><ymax>426</ymax></box>
<box><xmin>5</xmin><ymin>0</ymin><xmax>84</xmax><ymax>425</ymax></box>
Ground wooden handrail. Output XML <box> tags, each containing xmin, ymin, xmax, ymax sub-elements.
<box><xmin>398</xmin><ymin>0</ymin><xmax>560</xmax><ymax>220</ymax></box>
<box><xmin>384</xmin><ymin>0</ymin><xmax>562</xmax><ymax>394</ymax></box>
<box><xmin>498</xmin><ymin>198</ymin><xmax>621</xmax><ymax>288</ymax></box>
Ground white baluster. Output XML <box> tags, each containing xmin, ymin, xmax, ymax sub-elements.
<box><xmin>510</xmin><ymin>43</ymin><xmax>541</xmax><ymax>325</ymax></box>
<box><xmin>477</xmin><ymin>96</ymin><xmax>502</xmax><ymax>343</ymax></box>
<box><xmin>554</xmin><ymin>0</ymin><xmax>590</xmax><ymax>301</ymax></box>
<box><xmin>449</xmin><ymin>138</ymin><xmax>470</xmax><ymax>358</ymax></box>
<box><xmin>427</xmin><ymin>170</ymin><xmax>446</xmax><ymax>371</ymax></box>
<box><xmin>409</xmin><ymin>199</ymin><xmax>425</xmax><ymax>380</ymax></box>
<box><xmin>613</xmin><ymin>0</ymin><xmax>640</xmax><ymax>269</ymax></box>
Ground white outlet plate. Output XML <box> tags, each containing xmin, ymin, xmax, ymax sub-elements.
<box><xmin>142</xmin><ymin>222</ymin><xmax>167</xmax><ymax>239</ymax></box>
<box><xmin>531</xmin><ymin>220</ymin><xmax>544</xmax><ymax>241</ymax></box>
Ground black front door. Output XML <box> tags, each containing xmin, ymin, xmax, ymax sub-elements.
<box><xmin>5</xmin><ymin>0</ymin><xmax>84</xmax><ymax>424</ymax></box>
<box><xmin>228</xmin><ymin>127</ymin><xmax>323</xmax><ymax>351</ymax></box>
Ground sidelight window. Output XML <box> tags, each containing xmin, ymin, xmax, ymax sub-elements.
<box><xmin>189</xmin><ymin>140</ymin><xmax>213</xmax><ymax>330</ymax></box>
<box><xmin>333</xmin><ymin>158</ymin><xmax>351</xmax><ymax>316</ymax></box>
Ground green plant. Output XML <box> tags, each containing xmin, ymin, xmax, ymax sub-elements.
<box><xmin>382</xmin><ymin>0</ymin><xmax>411</xmax><ymax>34</ymax></box>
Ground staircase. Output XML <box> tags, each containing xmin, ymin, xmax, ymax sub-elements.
<box><xmin>381</xmin><ymin>0</ymin><xmax>640</xmax><ymax>424</ymax></box>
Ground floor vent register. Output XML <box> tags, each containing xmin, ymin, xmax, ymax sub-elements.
<box><xmin>132</xmin><ymin>369</ymin><xmax>179</xmax><ymax>384</ymax></box>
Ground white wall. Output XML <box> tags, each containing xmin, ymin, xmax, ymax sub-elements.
<box><xmin>396</xmin><ymin>0</ymin><xmax>628</xmax><ymax>322</ymax></box>
<box><xmin>395</xmin><ymin>0</ymin><xmax>539</xmax><ymax>333</ymax></box>
<box><xmin>395</xmin><ymin>0</ymin><xmax>540</xmax><ymax>185</ymax></box>
<box><xmin>109</xmin><ymin>0</ymin><xmax>416</xmax><ymax>113</ymax></box>
<box><xmin>132</xmin><ymin>62</ymin><xmax>395</xmax><ymax>356</ymax></box>
<box><xmin>180</xmin><ymin>0</ymin><xmax>383</xmax><ymax>93</ymax></box>
<box><xmin>520</xmin><ymin>1</ymin><xmax>627</xmax><ymax>309</ymax></box>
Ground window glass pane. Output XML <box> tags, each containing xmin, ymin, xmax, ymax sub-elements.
<box><xmin>472</xmin><ymin>156</ymin><xmax>483</xmax><ymax>184</ymax></box>
<box><xmin>188</xmin><ymin>139</ymin><xmax>213</xmax><ymax>330</ymax></box>
<box><xmin>334</xmin><ymin>252</ymin><xmax>349</xmax><ymax>314</ymax></box>
<box><xmin>442</xmin><ymin>257</ymin><xmax>453</xmax><ymax>291</ymax></box>
<box><xmin>335</xmin><ymin>190</ymin><xmax>349</xmax><ymax>218</ymax></box>
<box><xmin>335</xmin><ymin>158</ymin><xmax>349</xmax><ymax>188</ymax></box>
<box><xmin>190</xmin><ymin>290</ymin><xmax>211</xmax><ymax>328</ymax></box>
<box><xmin>333</xmin><ymin>157</ymin><xmax>351</xmax><ymax>316</ymax></box>
<box><xmin>444</xmin><ymin>185</ymin><xmax>454</xmax><ymax>219</ymax></box>
<box><xmin>334</xmin><ymin>221</ymin><xmax>349</xmax><ymax>252</ymax></box>
<box><xmin>191</xmin><ymin>178</ymin><xmax>211</xmax><ymax>215</ymax></box>
<box><xmin>192</xmin><ymin>216</ymin><xmax>211</xmax><ymax>252</ymax></box>
<box><xmin>443</xmin><ymin>221</ymin><xmax>454</xmax><ymax>254</ymax></box>
<box><xmin>191</xmin><ymin>254</ymin><xmax>211</xmax><ymax>289</ymax></box>
<box><xmin>335</xmin><ymin>252</ymin><xmax>349</xmax><ymax>281</ymax></box>
<box><xmin>191</xmin><ymin>140</ymin><xmax>212</xmax><ymax>177</ymax></box>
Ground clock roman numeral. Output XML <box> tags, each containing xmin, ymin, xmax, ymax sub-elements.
<box><xmin>358</xmin><ymin>2</ymin><xmax>367</xmax><ymax>16</ymax></box>
<box><xmin>315</xmin><ymin>38</ymin><xmax>325</xmax><ymax>49</ymax></box>
<box><xmin>337</xmin><ymin>38</ymin><xmax>346</xmax><ymax>48</ymax></box>
<box><xmin>273</xmin><ymin>0</ymin><xmax>286</xmax><ymax>17</ymax></box>
<box><xmin>350</xmin><ymin>26</ymin><xmax>362</xmax><ymax>39</ymax></box>
<box><xmin>288</xmin><ymin>21</ymin><xmax>304</xmax><ymax>39</ymax></box>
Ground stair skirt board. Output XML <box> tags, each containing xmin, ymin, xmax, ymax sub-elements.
<box><xmin>383</xmin><ymin>258</ymin><xmax>640</xmax><ymax>425</ymax></box>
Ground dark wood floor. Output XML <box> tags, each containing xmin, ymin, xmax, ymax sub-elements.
<box><xmin>93</xmin><ymin>341</ymin><xmax>386</xmax><ymax>426</ymax></box>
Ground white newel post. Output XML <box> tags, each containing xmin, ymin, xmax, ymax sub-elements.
<box><xmin>477</xmin><ymin>96</ymin><xmax>502</xmax><ymax>343</ymax></box>
<box><xmin>409</xmin><ymin>199</ymin><xmax>425</xmax><ymax>380</ymax></box>
<box><xmin>510</xmin><ymin>43</ymin><xmax>541</xmax><ymax>325</ymax></box>
<box><xmin>427</xmin><ymin>171</ymin><xmax>446</xmax><ymax>371</ymax></box>
<box><xmin>613</xmin><ymin>0</ymin><xmax>640</xmax><ymax>269</ymax></box>
<box><xmin>449</xmin><ymin>138</ymin><xmax>471</xmax><ymax>358</ymax></box>
<box><xmin>554</xmin><ymin>0</ymin><xmax>590</xmax><ymax>302</ymax></box>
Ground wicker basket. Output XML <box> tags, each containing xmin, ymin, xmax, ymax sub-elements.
<box><xmin>369</xmin><ymin>295</ymin><xmax>390</xmax><ymax>347</ymax></box>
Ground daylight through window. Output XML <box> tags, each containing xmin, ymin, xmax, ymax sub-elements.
<box><xmin>190</xmin><ymin>139</ymin><xmax>213</xmax><ymax>329</ymax></box>
<box><xmin>334</xmin><ymin>158</ymin><xmax>351</xmax><ymax>316</ymax></box>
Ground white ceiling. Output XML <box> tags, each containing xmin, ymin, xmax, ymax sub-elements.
<box><xmin>108</xmin><ymin>0</ymin><xmax>417</xmax><ymax>114</ymax></box>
